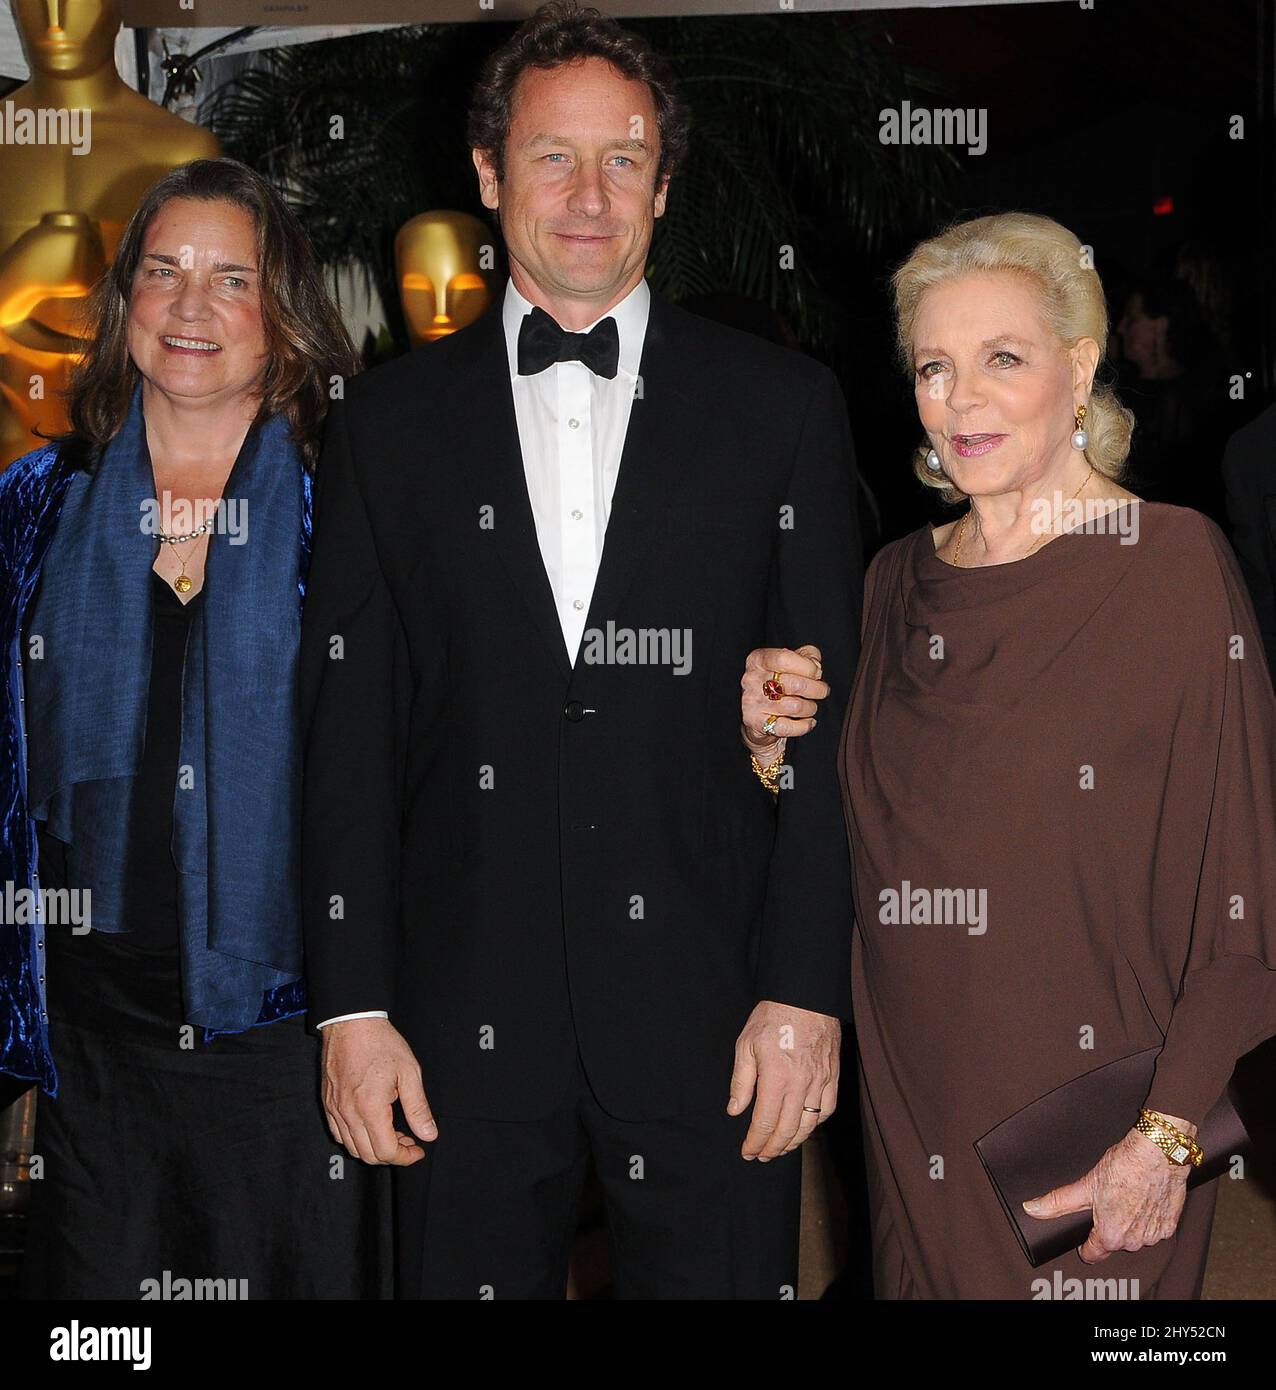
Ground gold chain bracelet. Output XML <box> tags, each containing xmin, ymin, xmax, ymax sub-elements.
<box><xmin>1136</xmin><ymin>1108</ymin><xmax>1204</xmax><ymax>1167</ymax></box>
<box><xmin>750</xmin><ymin>747</ymin><xmax>786</xmax><ymax>795</ymax></box>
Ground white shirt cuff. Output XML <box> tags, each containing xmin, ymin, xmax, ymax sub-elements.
<box><xmin>316</xmin><ymin>1010</ymin><xmax>389</xmax><ymax>1028</ymax></box>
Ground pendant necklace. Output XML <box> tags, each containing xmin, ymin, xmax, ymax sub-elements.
<box><xmin>156</xmin><ymin>520</ymin><xmax>211</xmax><ymax>594</ymax></box>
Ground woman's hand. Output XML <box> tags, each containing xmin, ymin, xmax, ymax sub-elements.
<box><xmin>740</xmin><ymin>644</ymin><xmax>830</xmax><ymax>765</ymax></box>
<box><xmin>1022</xmin><ymin>1112</ymin><xmax>1197</xmax><ymax>1262</ymax></box>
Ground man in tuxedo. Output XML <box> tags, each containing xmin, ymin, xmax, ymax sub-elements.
<box><xmin>299</xmin><ymin>0</ymin><xmax>861</xmax><ymax>1299</ymax></box>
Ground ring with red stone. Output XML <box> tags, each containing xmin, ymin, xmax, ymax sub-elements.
<box><xmin>763</xmin><ymin>672</ymin><xmax>785</xmax><ymax>701</ymax></box>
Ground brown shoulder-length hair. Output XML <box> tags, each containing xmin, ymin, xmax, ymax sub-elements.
<box><xmin>63</xmin><ymin>157</ymin><xmax>359</xmax><ymax>471</ymax></box>
<box><xmin>466</xmin><ymin>0</ymin><xmax>689</xmax><ymax>185</ymax></box>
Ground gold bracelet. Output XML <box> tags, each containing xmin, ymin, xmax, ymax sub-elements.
<box><xmin>1136</xmin><ymin>1108</ymin><xmax>1204</xmax><ymax>1167</ymax></box>
<box><xmin>750</xmin><ymin>748</ymin><xmax>786</xmax><ymax>795</ymax></box>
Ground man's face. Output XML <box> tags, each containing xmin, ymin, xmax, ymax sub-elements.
<box><xmin>474</xmin><ymin>55</ymin><xmax>669</xmax><ymax>313</ymax></box>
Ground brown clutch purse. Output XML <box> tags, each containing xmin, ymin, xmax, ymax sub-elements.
<box><xmin>973</xmin><ymin>1047</ymin><xmax>1251</xmax><ymax>1268</ymax></box>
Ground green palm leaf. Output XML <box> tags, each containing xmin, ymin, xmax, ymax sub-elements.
<box><xmin>206</xmin><ymin>15</ymin><xmax>955</xmax><ymax>353</ymax></box>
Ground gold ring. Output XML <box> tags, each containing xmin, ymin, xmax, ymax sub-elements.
<box><xmin>762</xmin><ymin>714</ymin><xmax>779</xmax><ymax>737</ymax></box>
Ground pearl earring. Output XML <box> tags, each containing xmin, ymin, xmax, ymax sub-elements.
<box><xmin>1071</xmin><ymin>404</ymin><xmax>1089</xmax><ymax>451</ymax></box>
<box><xmin>925</xmin><ymin>448</ymin><xmax>942</xmax><ymax>471</ymax></box>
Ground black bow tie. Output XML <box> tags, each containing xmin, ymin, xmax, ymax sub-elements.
<box><xmin>517</xmin><ymin>305</ymin><xmax>620</xmax><ymax>379</ymax></box>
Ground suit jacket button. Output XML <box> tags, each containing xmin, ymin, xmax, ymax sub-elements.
<box><xmin>563</xmin><ymin>699</ymin><xmax>586</xmax><ymax>722</ymax></box>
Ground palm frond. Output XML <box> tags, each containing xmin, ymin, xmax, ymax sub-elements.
<box><xmin>205</xmin><ymin>15</ymin><xmax>956</xmax><ymax>353</ymax></box>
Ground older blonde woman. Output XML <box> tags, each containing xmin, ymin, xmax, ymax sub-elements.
<box><xmin>741</xmin><ymin>212</ymin><xmax>1276</xmax><ymax>1298</ymax></box>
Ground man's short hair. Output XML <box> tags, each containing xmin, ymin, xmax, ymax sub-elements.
<box><xmin>466</xmin><ymin>0</ymin><xmax>689</xmax><ymax>185</ymax></box>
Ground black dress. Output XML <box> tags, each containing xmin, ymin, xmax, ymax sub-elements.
<box><xmin>21</xmin><ymin>571</ymin><xmax>390</xmax><ymax>1299</ymax></box>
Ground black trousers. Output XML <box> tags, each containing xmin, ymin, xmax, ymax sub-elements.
<box><xmin>23</xmin><ymin>1011</ymin><xmax>391</xmax><ymax>1300</ymax></box>
<box><xmin>394</xmin><ymin>1050</ymin><xmax>802</xmax><ymax>1300</ymax></box>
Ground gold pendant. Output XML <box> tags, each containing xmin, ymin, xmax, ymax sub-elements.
<box><xmin>174</xmin><ymin>574</ymin><xmax>192</xmax><ymax>594</ymax></box>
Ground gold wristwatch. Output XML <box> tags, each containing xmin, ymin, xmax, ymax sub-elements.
<box><xmin>1136</xmin><ymin>1108</ymin><xmax>1204</xmax><ymax>1167</ymax></box>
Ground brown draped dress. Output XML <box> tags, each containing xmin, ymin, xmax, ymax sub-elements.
<box><xmin>839</xmin><ymin>501</ymin><xmax>1276</xmax><ymax>1299</ymax></box>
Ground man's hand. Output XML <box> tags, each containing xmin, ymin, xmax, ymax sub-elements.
<box><xmin>728</xmin><ymin>1000</ymin><xmax>841</xmax><ymax>1161</ymax></box>
<box><xmin>320</xmin><ymin>1017</ymin><xmax>437</xmax><ymax>1165</ymax></box>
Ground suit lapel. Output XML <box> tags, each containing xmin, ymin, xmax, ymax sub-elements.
<box><xmin>579</xmin><ymin>290</ymin><xmax>704</xmax><ymax>653</ymax></box>
<box><xmin>437</xmin><ymin>287</ymin><xmax>705</xmax><ymax>681</ymax></box>
<box><xmin>439</xmin><ymin>306</ymin><xmax>574</xmax><ymax>679</ymax></box>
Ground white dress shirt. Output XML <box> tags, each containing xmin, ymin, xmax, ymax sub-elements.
<box><xmin>317</xmin><ymin>276</ymin><xmax>651</xmax><ymax>1030</ymax></box>
<box><xmin>504</xmin><ymin>274</ymin><xmax>650</xmax><ymax>660</ymax></box>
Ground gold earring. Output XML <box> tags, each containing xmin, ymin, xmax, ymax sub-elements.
<box><xmin>1071</xmin><ymin>404</ymin><xmax>1088</xmax><ymax>451</ymax></box>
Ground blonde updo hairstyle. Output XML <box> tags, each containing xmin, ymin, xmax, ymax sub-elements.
<box><xmin>892</xmin><ymin>212</ymin><xmax>1134</xmax><ymax>505</ymax></box>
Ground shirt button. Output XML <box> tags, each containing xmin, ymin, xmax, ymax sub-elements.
<box><xmin>572</xmin><ymin>599</ymin><xmax>584</xmax><ymax>611</ymax></box>
<box><xmin>571</xmin><ymin>509</ymin><xmax>583</xmax><ymax>520</ymax></box>
<box><xmin>568</xmin><ymin>418</ymin><xmax>580</xmax><ymax>429</ymax></box>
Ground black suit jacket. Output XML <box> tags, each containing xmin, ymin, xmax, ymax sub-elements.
<box><xmin>1222</xmin><ymin>400</ymin><xmax>1276</xmax><ymax>684</ymax></box>
<box><xmin>298</xmin><ymin>287</ymin><xmax>862</xmax><ymax>1122</ymax></box>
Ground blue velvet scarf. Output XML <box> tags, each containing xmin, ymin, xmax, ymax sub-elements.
<box><xmin>24</xmin><ymin>383</ymin><xmax>307</xmax><ymax>1031</ymax></box>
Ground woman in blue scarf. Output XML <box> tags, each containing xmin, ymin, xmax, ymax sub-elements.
<box><xmin>0</xmin><ymin>158</ymin><xmax>389</xmax><ymax>1298</ymax></box>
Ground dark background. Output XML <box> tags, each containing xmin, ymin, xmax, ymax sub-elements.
<box><xmin>818</xmin><ymin>0</ymin><xmax>1272</xmax><ymax>548</ymax></box>
<box><xmin>197</xmin><ymin>0</ymin><xmax>1276</xmax><ymax>553</ymax></box>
